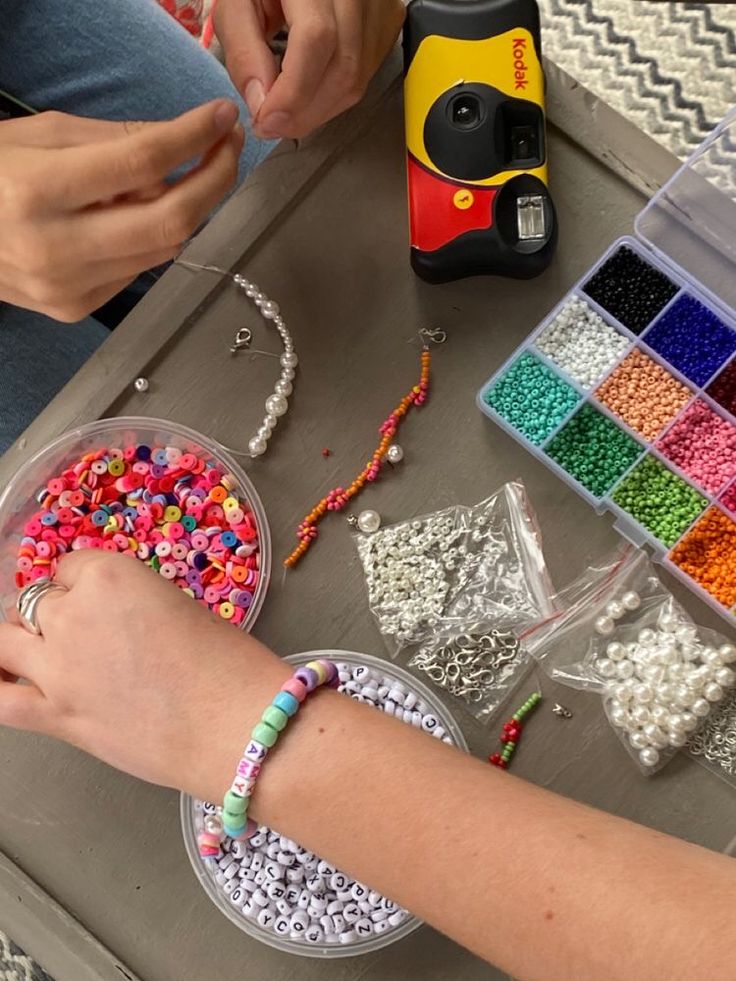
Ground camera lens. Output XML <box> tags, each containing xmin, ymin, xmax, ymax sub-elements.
<box><xmin>449</xmin><ymin>94</ymin><xmax>483</xmax><ymax>131</ymax></box>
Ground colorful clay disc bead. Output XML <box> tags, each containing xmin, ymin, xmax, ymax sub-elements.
<box><xmin>197</xmin><ymin>659</ymin><xmax>338</xmax><ymax>858</ymax></box>
<box><xmin>582</xmin><ymin>245</ymin><xmax>677</xmax><ymax>334</ymax></box>
<box><xmin>16</xmin><ymin>443</ymin><xmax>262</xmax><ymax>627</ymax></box>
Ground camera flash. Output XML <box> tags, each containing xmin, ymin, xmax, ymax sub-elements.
<box><xmin>517</xmin><ymin>194</ymin><xmax>546</xmax><ymax>240</ymax></box>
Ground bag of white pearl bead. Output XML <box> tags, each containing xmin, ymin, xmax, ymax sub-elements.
<box><xmin>353</xmin><ymin>482</ymin><xmax>558</xmax><ymax>657</ymax></box>
<box><xmin>524</xmin><ymin>545</ymin><xmax>736</xmax><ymax>773</ymax></box>
<box><xmin>180</xmin><ymin>651</ymin><xmax>468</xmax><ymax>957</ymax></box>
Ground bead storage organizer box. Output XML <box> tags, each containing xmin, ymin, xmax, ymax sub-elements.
<box><xmin>478</xmin><ymin>111</ymin><xmax>736</xmax><ymax>625</ymax></box>
<box><xmin>182</xmin><ymin>651</ymin><xmax>468</xmax><ymax>958</ymax></box>
<box><xmin>0</xmin><ymin>417</ymin><xmax>271</xmax><ymax>629</ymax></box>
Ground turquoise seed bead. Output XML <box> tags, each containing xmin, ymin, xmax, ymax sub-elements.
<box><xmin>272</xmin><ymin>691</ymin><xmax>300</xmax><ymax>717</ymax></box>
<box><xmin>262</xmin><ymin>705</ymin><xmax>289</xmax><ymax>732</ymax></box>
<box><xmin>252</xmin><ymin>721</ymin><xmax>279</xmax><ymax>747</ymax></box>
<box><xmin>485</xmin><ymin>352</ymin><xmax>580</xmax><ymax>446</ymax></box>
<box><xmin>224</xmin><ymin>790</ymin><xmax>248</xmax><ymax>815</ymax></box>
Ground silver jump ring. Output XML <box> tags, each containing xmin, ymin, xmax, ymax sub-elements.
<box><xmin>16</xmin><ymin>579</ymin><xmax>69</xmax><ymax>636</ymax></box>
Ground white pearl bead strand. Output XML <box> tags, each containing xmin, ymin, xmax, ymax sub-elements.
<box><xmin>228</xmin><ymin>274</ymin><xmax>298</xmax><ymax>459</ymax></box>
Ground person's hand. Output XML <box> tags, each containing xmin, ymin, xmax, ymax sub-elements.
<box><xmin>215</xmin><ymin>0</ymin><xmax>405</xmax><ymax>140</ymax></box>
<box><xmin>0</xmin><ymin>550</ymin><xmax>289</xmax><ymax>798</ymax></box>
<box><xmin>0</xmin><ymin>101</ymin><xmax>243</xmax><ymax>323</ymax></box>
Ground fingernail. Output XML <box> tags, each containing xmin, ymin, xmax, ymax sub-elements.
<box><xmin>214</xmin><ymin>100</ymin><xmax>239</xmax><ymax>134</ymax></box>
<box><xmin>244</xmin><ymin>80</ymin><xmax>266</xmax><ymax>120</ymax></box>
<box><xmin>257</xmin><ymin>111</ymin><xmax>290</xmax><ymax>139</ymax></box>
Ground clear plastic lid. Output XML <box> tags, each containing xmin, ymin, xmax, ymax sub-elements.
<box><xmin>635</xmin><ymin>108</ymin><xmax>736</xmax><ymax>317</ymax></box>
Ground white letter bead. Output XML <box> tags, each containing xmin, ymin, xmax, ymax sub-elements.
<box><xmin>195</xmin><ymin>663</ymin><xmax>444</xmax><ymax>948</ymax></box>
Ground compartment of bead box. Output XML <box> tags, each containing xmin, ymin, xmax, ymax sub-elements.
<box><xmin>478</xmin><ymin>237</ymin><xmax>736</xmax><ymax>625</ymax></box>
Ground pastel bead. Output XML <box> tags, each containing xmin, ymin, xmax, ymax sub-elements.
<box><xmin>281</xmin><ymin>677</ymin><xmax>308</xmax><ymax>702</ymax></box>
<box><xmin>295</xmin><ymin>666</ymin><xmax>319</xmax><ymax>691</ymax></box>
<box><xmin>244</xmin><ymin>738</ymin><xmax>269</xmax><ymax>763</ymax></box>
<box><xmin>224</xmin><ymin>790</ymin><xmax>248</xmax><ymax>815</ymax></box>
<box><xmin>262</xmin><ymin>705</ymin><xmax>289</xmax><ymax>732</ymax></box>
<box><xmin>252</xmin><ymin>721</ymin><xmax>279</xmax><ymax>747</ymax></box>
<box><xmin>305</xmin><ymin>660</ymin><xmax>327</xmax><ymax>684</ymax></box>
<box><xmin>272</xmin><ymin>691</ymin><xmax>299</xmax><ymax>717</ymax></box>
<box><xmin>237</xmin><ymin>759</ymin><xmax>261</xmax><ymax>779</ymax></box>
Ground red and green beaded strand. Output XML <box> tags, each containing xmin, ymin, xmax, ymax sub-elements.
<box><xmin>489</xmin><ymin>692</ymin><xmax>541</xmax><ymax>770</ymax></box>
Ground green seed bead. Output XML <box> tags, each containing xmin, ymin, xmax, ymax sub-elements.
<box><xmin>252</xmin><ymin>721</ymin><xmax>279</xmax><ymax>747</ymax></box>
<box><xmin>224</xmin><ymin>790</ymin><xmax>248</xmax><ymax>814</ymax></box>
<box><xmin>611</xmin><ymin>455</ymin><xmax>706</xmax><ymax>546</ymax></box>
<box><xmin>262</xmin><ymin>705</ymin><xmax>289</xmax><ymax>732</ymax></box>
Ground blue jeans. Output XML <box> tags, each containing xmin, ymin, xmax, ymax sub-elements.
<box><xmin>0</xmin><ymin>0</ymin><xmax>272</xmax><ymax>453</ymax></box>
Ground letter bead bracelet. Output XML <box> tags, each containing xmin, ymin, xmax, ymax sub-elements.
<box><xmin>197</xmin><ymin>659</ymin><xmax>339</xmax><ymax>856</ymax></box>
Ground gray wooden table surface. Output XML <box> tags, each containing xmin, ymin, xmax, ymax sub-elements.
<box><xmin>1</xmin><ymin>53</ymin><xmax>733</xmax><ymax>981</ymax></box>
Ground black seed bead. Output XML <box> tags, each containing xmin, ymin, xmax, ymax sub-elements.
<box><xmin>582</xmin><ymin>246</ymin><xmax>678</xmax><ymax>335</ymax></box>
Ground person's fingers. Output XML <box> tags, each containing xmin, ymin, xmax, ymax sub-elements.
<box><xmin>68</xmin><ymin>127</ymin><xmax>244</xmax><ymax>259</ymax></box>
<box><xmin>46</xmin><ymin>100</ymin><xmax>239</xmax><ymax>209</ymax></box>
<box><xmin>0</xmin><ymin>623</ymin><xmax>42</xmax><ymax>693</ymax></box>
<box><xmin>0</xmin><ymin>111</ymin><xmax>145</xmax><ymax>149</ymax></box>
<box><xmin>216</xmin><ymin>0</ymin><xmax>280</xmax><ymax>119</ymax></box>
<box><xmin>0</xmin><ymin>678</ymin><xmax>47</xmax><ymax>732</ymax></box>
<box><xmin>259</xmin><ymin>0</ymin><xmax>365</xmax><ymax>139</ymax></box>
<box><xmin>255</xmin><ymin>0</ymin><xmax>339</xmax><ymax>139</ymax></box>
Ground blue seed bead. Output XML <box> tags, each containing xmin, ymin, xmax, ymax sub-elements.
<box><xmin>484</xmin><ymin>352</ymin><xmax>580</xmax><ymax>446</ymax></box>
<box><xmin>643</xmin><ymin>294</ymin><xmax>736</xmax><ymax>387</ymax></box>
<box><xmin>272</xmin><ymin>691</ymin><xmax>300</xmax><ymax>717</ymax></box>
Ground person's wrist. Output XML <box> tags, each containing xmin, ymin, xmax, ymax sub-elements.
<box><xmin>172</xmin><ymin>627</ymin><xmax>291</xmax><ymax>803</ymax></box>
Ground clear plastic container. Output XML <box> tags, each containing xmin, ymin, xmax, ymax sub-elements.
<box><xmin>477</xmin><ymin>110</ymin><xmax>736</xmax><ymax>628</ymax></box>
<box><xmin>180</xmin><ymin>650</ymin><xmax>469</xmax><ymax>958</ymax></box>
<box><xmin>0</xmin><ymin>417</ymin><xmax>271</xmax><ymax>630</ymax></box>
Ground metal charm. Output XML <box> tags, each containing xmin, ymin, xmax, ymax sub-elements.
<box><xmin>552</xmin><ymin>703</ymin><xmax>573</xmax><ymax>719</ymax></box>
<box><xmin>687</xmin><ymin>687</ymin><xmax>736</xmax><ymax>777</ymax></box>
<box><xmin>411</xmin><ymin>629</ymin><xmax>522</xmax><ymax>705</ymax></box>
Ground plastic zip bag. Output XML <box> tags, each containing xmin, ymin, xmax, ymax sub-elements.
<box><xmin>525</xmin><ymin>544</ymin><xmax>736</xmax><ymax>773</ymax></box>
<box><xmin>353</xmin><ymin>481</ymin><xmax>557</xmax><ymax>657</ymax></box>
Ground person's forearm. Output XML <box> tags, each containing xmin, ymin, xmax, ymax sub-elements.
<box><xmin>198</xmin><ymin>643</ymin><xmax>734</xmax><ymax>981</ymax></box>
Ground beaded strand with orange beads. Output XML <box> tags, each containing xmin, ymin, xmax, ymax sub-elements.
<box><xmin>284</xmin><ymin>329</ymin><xmax>445</xmax><ymax>569</ymax></box>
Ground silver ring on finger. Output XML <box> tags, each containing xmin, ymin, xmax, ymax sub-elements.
<box><xmin>16</xmin><ymin>578</ymin><xmax>69</xmax><ymax>637</ymax></box>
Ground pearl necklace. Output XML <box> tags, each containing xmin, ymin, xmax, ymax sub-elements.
<box><xmin>177</xmin><ymin>261</ymin><xmax>298</xmax><ymax>459</ymax></box>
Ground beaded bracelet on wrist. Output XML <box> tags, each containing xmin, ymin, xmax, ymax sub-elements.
<box><xmin>197</xmin><ymin>658</ymin><xmax>339</xmax><ymax>856</ymax></box>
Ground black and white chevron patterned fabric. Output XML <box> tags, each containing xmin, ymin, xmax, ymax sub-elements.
<box><xmin>0</xmin><ymin>931</ymin><xmax>54</xmax><ymax>981</ymax></box>
<box><xmin>540</xmin><ymin>0</ymin><xmax>736</xmax><ymax>160</ymax></box>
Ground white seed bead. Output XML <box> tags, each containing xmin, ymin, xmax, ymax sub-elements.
<box><xmin>534</xmin><ymin>296</ymin><xmax>629</xmax><ymax>389</ymax></box>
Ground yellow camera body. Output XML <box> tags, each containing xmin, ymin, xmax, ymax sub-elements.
<box><xmin>404</xmin><ymin>0</ymin><xmax>556</xmax><ymax>283</ymax></box>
